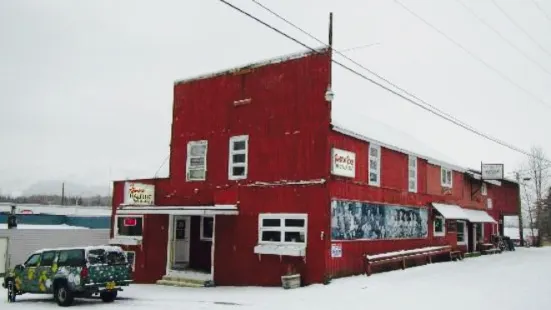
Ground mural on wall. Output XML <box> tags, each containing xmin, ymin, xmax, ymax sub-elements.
<box><xmin>331</xmin><ymin>199</ymin><xmax>428</xmax><ymax>240</ymax></box>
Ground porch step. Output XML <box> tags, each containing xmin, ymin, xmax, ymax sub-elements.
<box><xmin>156</xmin><ymin>275</ymin><xmax>208</xmax><ymax>288</ymax></box>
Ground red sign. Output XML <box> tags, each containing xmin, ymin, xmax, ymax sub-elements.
<box><xmin>20</xmin><ymin>210</ymin><xmax>33</xmax><ymax>214</ymax></box>
<box><xmin>123</xmin><ymin>218</ymin><xmax>138</xmax><ymax>227</ymax></box>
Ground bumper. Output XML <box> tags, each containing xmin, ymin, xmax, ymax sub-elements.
<box><xmin>84</xmin><ymin>280</ymin><xmax>133</xmax><ymax>291</ymax></box>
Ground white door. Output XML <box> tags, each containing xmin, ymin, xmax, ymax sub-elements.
<box><xmin>173</xmin><ymin>216</ymin><xmax>191</xmax><ymax>266</ymax></box>
<box><xmin>0</xmin><ymin>237</ymin><xmax>7</xmax><ymax>275</ymax></box>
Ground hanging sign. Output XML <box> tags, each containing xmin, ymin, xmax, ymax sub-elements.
<box><xmin>481</xmin><ymin>163</ymin><xmax>504</xmax><ymax>180</ymax></box>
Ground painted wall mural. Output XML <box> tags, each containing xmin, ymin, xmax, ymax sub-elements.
<box><xmin>331</xmin><ymin>199</ymin><xmax>428</xmax><ymax>240</ymax></box>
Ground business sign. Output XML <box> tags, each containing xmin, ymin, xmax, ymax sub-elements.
<box><xmin>481</xmin><ymin>163</ymin><xmax>504</xmax><ymax>180</ymax></box>
<box><xmin>331</xmin><ymin>148</ymin><xmax>356</xmax><ymax>178</ymax></box>
<box><xmin>331</xmin><ymin>243</ymin><xmax>342</xmax><ymax>258</ymax></box>
<box><xmin>124</xmin><ymin>182</ymin><xmax>155</xmax><ymax>205</ymax></box>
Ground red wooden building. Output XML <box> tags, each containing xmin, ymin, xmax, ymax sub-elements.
<box><xmin>109</xmin><ymin>48</ymin><xmax>520</xmax><ymax>286</ymax></box>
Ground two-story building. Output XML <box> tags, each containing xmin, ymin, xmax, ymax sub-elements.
<box><xmin>109</xmin><ymin>48</ymin><xmax>520</xmax><ymax>286</ymax></box>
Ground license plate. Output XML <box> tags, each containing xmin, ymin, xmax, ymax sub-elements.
<box><xmin>105</xmin><ymin>281</ymin><xmax>116</xmax><ymax>290</ymax></box>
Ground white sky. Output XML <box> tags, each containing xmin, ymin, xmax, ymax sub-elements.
<box><xmin>1</xmin><ymin>0</ymin><xmax>550</xmax><ymax>195</ymax></box>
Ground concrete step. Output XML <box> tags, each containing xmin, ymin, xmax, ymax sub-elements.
<box><xmin>161</xmin><ymin>275</ymin><xmax>206</xmax><ymax>286</ymax></box>
<box><xmin>156</xmin><ymin>279</ymin><xmax>205</xmax><ymax>288</ymax></box>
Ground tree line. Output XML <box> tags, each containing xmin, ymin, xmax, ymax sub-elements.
<box><xmin>0</xmin><ymin>194</ymin><xmax>112</xmax><ymax>206</ymax></box>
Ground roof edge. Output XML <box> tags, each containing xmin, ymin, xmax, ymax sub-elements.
<box><xmin>174</xmin><ymin>46</ymin><xmax>329</xmax><ymax>85</ymax></box>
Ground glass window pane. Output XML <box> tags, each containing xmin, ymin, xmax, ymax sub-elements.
<box><xmin>369</xmin><ymin>159</ymin><xmax>378</xmax><ymax>170</ymax></box>
<box><xmin>40</xmin><ymin>251</ymin><xmax>56</xmax><ymax>266</ymax></box>
<box><xmin>25</xmin><ymin>254</ymin><xmax>41</xmax><ymax>267</ymax></box>
<box><xmin>232</xmin><ymin>166</ymin><xmax>245</xmax><ymax>177</ymax></box>
<box><xmin>232</xmin><ymin>154</ymin><xmax>246</xmax><ymax>164</ymax></box>
<box><xmin>190</xmin><ymin>144</ymin><xmax>206</xmax><ymax>156</ymax></box>
<box><xmin>284</xmin><ymin>231</ymin><xmax>305</xmax><ymax>243</ymax></box>
<box><xmin>284</xmin><ymin>219</ymin><xmax>305</xmax><ymax>227</ymax></box>
<box><xmin>261</xmin><ymin>231</ymin><xmax>281</xmax><ymax>242</ymax></box>
<box><xmin>190</xmin><ymin>157</ymin><xmax>205</xmax><ymax>167</ymax></box>
<box><xmin>189</xmin><ymin>169</ymin><xmax>205</xmax><ymax>180</ymax></box>
<box><xmin>369</xmin><ymin>172</ymin><xmax>378</xmax><ymax>182</ymax></box>
<box><xmin>370</xmin><ymin>147</ymin><xmax>378</xmax><ymax>157</ymax></box>
<box><xmin>58</xmin><ymin>249</ymin><xmax>85</xmax><ymax>267</ymax></box>
<box><xmin>117</xmin><ymin>217</ymin><xmax>143</xmax><ymax>236</ymax></box>
<box><xmin>233</xmin><ymin>140</ymin><xmax>246</xmax><ymax>151</ymax></box>
<box><xmin>262</xmin><ymin>218</ymin><xmax>281</xmax><ymax>227</ymax></box>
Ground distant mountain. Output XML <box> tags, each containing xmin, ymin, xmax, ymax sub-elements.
<box><xmin>21</xmin><ymin>180</ymin><xmax>111</xmax><ymax>197</ymax></box>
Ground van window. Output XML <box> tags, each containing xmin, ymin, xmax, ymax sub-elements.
<box><xmin>25</xmin><ymin>254</ymin><xmax>41</xmax><ymax>267</ymax></box>
<box><xmin>40</xmin><ymin>251</ymin><xmax>56</xmax><ymax>266</ymax></box>
<box><xmin>58</xmin><ymin>249</ymin><xmax>85</xmax><ymax>267</ymax></box>
<box><xmin>88</xmin><ymin>249</ymin><xmax>128</xmax><ymax>266</ymax></box>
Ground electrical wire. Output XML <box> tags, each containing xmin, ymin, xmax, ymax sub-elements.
<box><xmin>217</xmin><ymin>0</ymin><xmax>551</xmax><ymax>166</ymax></box>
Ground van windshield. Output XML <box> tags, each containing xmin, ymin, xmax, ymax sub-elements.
<box><xmin>88</xmin><ymin>249</ymin><xmax>128</xmax><ymax>266</ymax></box>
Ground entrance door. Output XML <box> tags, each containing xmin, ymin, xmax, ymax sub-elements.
<box><xmin>0</xmin><ymin>238</ymin><xmax>7</xmax><ymax>275</ymax></box>
<box><xmin>172</xmin><ymin>216</ymin><xmax>191</xmax><ymax>269</ymax></box>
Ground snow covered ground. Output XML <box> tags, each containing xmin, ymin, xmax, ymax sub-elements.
<box><xmin>2</xmin><ymin>247</ymin><xmax>551</xmax><ymax>309</ymax></box>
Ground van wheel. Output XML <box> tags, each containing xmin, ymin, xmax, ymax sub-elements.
<box><xmin>54</xmin><ymin>283</ymin><xmax>74</xmax><ymax>307</ymax></box>
<box><xmin>100</xmin><ymin>291</ymin><xmax>117</xmax><ymax>303</ymax></box>
<box><xmin>6</xmin><ymin>279</ymin><xmax>16</xmax><ymax>303</ymax></box>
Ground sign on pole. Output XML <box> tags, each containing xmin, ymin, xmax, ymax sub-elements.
<box><xmin>481</xmin><ymin>163</ymin><xmax>504</xmax><ymax>180</ymax></box>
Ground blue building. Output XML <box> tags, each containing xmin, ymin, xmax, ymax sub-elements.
<box><xmin>0</xmin><ymin>204</ymin><xmax>111</xmax><ymax>229</ymax></box>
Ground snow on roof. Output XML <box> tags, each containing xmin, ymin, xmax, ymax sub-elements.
<box><xmin>0</xmin><ymin>204</ymin><xmax>111</xmax><ymax>217</ymax></box>
<box><xmin>331</xmin><ymin>110</ymin><xmax>466</xmax><ymax>172</ymax></box>
<box><xmin>0</xmin><ymin>223</ymin><xmax>89</xmax><ymax>230</ymax></box>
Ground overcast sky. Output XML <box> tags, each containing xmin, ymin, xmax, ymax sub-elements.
<box><xmin>1</xmin><ymin>0</ymin><xmax>550</xmax><ymax>195</ymax></box>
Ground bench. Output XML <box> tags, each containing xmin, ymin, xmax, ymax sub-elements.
<box><xmin>364</xmin><ymin>245</ymin><xmax>452</xmax><ymax>276</ymax></box>
<box><xmin>450</xmin><ymin>250</ymin><xmax>464</xmax><ymax>261</ymax></box>
<box><xmin>481</xmin><ymin>248</ymin><xmax>501</xmax><ymax>255</ymax></box>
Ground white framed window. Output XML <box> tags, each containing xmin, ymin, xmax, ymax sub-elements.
<box><xmin>186</xmin><ymin>140</ymin><xmax>208</xmax><ymax>181</ymax></box>
<box><xmin>408</xmin><ymin>155</ymin><xmax>417</xmax><ymax>193</ymax></box>
<box><xmin>125</xmin><ymin>251</ymin><xmax>136</xmax><ymax>271</ymax></box>
<box><xmin>258</xmin><ymin>213</ymin><xmax>307</xmax><ymax>245</ymax></box>
<box><xmin>487</xmin><ymin>198</ymin><xmax>493</xmax><ymax>209</ymax></box>
<box><xmin>441</xmin><ymin>167</ymin><xmax>453</xmax><ymax>188</ymax></box>
<box><xmin>228</xmin><ymin>135</ymin><xmax>249</xmax><ymax>180</ymax></box>
<box><xmin>368</xmin><ymin>144</ymin><xmax>381</xmax><ymax>187</ymax></box>
<box><xmin>200</xmin><ymin>216</ymin><xmax>214</xmax><ymax>241</ymax></box>
<box><xmin>481</xmin><ymin>183</ymin><xmax>487</xmax><ymax>196</ymax></box>
<box><xmin>114</xmin><ymin>215</ymin><xmax>143</xmax><ymax>240</ymax></box>
<box><xmin>456</xmin><ymin>220</ymin><xmax>467</xmax><ymax>245</ymax></box>
<box><xmin>433</xmin><ymin>216</ymin><xmax>446</xmax><ymax>237</ymax></box>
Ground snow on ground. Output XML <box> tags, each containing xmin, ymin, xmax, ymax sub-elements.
<box><xmin>2</xmin><ymin>247</ymin><xmax>551</xmax><ymax>309</ymax></box>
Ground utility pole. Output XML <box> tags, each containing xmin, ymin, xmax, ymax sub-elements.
<box><xmin>61</xmin><ymin>182</ymin><xmax>65</xmax><ymax>206</ymax></box>
<box><xmin>516</xmin><ymin>172</ymin><xmax>525</xmax><ymax>246</ymax></box>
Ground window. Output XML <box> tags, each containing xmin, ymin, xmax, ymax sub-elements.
<box><xmin>125</xmin><ymin>251</ymin><xmax>136</xmax><ymax>271</ymax></box>
<box><xmin>487</xmin><ymin>198</ymin><xmax>493</xmax><ymax>209</ymax></box>
<box><xmin>229</xmin><ymin>135</ymin><xmax>249</xmax><ymax>180</ymax></box>
<box><xmin>186</xmin><ymin>140</ymin><xmax>208</xmax><ymax>181</ymax></box>
<box><xmin>58</xmin><ymin>249</ymin><xmax>85</xmax><ymax>267</ymax></box>
<box><xmin>441</xmin><ymin>167</ymin><xmax>452</xmax><ymax>188</ymax></box>
<box><xmin>408</xmin><ymin>155</ymin><xmax>417</xmax><ymax>193</ymax></box>
<box><xmin>200</xmin><ymin>216</ymin><xmax>214</xmax><ymax>241</ymax></box>
<box><xmin>116</xmin><ymin>215</ymin><xmax>143</xmax><ymax>238</ymax></box>
<box><xmin>258</xmin><ymin>214</ymin><xmax>307</xmax><ymax>245</ymax></box>
<box><xmin>40</xmin><ymin>251</ymin><xmax>56</xmax><ymax>266</ymax></box>
<box><xmin>368</xmin><ymin>144</ymin><xmax>381</xmax><ymax>186</ymax></box>
<box><xmin>24</xmin><ymin>254</ymin><xmax>41</xmax><ymax>267</ymax></box>
<box><xmin>456</xmin><ymin>221</ymin><xmax>466</xmax><ymax>245</ymax></box>
<box><xmin>433</xmin><ymin>216</ymin><xmax>445</xmax><ymax>237</ymax></box>
<box><xmin>88</xmin><ymin>249</ymin><xmax>127</xmax><ymax>266</ymax></box>
<box><xmin>481</xmin><ymin>183</ymin><xmax>487</xmax><ymax>196</ymax></box>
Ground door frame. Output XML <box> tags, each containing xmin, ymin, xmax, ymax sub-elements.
<box><xmin>165</xmin><ymin>215</ymin><xmax>191</xmax><ymax>273</ymax></box>
<box><xmin>173</xmin><ymin>215</ymin><xmax>191</xmax><ymax>266</ymax></box>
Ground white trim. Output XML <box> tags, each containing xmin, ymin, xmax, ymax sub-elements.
<box><xmin>200</xmin><ymin>216</ymin><xmax>214</xmax><ymax>241</ymax></box>
<box><xmin>433</xmin><ymin>216</ymin><xmax>446</xmax><ymax>237</ymax></box>
<box><xmin>481</xmin><ymin>183</ymin><xmax>487</xmax><ymax>196</ymax></box>
<box><xmin>253</xmin><ymin>244</ymin><xmax>306</xmax><ymax>257</ymax></box>
<box><xmin>211</xmin><ymin>215</ymin><xmax>216</xmax><ymax>278</ymax></box>
<box><xmin>368</xmin><ymin>143</ymin><xmax>381</xmax><ymax>187</ymax></box>
<box><xmin>457</xmin><ymin>220</ymin><xmax>467</xmax><ymax>245</ymax></box>
<box><xmin>186</xmin><ymin>140</ymin><xmax>208</xmax><ymax>182</ymax></box>
<box><xmin>258</xmin><ymin>213</ymin><xmax>308</xmax><ymax>246</ymax></box>
<box><xmin>441</xmin><ymin>167</ymin><xmax>453</xmax><ymax>188</ymax></box>
<box><xmin>408</xmin><ymin>155</ymin><xmax>417</xmax><ymax>193</ymax></box>
<box><xmin>165</xmin><ymin>214</ymin><xmax>174</xmax><ymax>275</ymax></box>
<box><xmin>108</xmin><ymin>237</ymin><xmax>141</xmax><ymax>246</ymax></box>
<box><xmin>117</xmin><ymin>205</ymin><xmax>239</xmax><ymax>216</ymax></box>
<box><xmin>113</xmin><ymin>214</ymin><xmax>144</xmax><ymax>241</ymax></box>
<box><xmin>228</xmin><ymin>135</ymin><xmax>249</xmax><ymax>180</ymax></box>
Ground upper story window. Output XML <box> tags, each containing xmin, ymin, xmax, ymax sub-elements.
<box><xmin>487</xmin><ymin>198</ymin><xmax>493</xmax><ymax>209</ymax></box>
<box><xmin>441</xmin><ymin>167</ymin><xmax>452</xmax><ymax>188</ymax></box>
<box><xmin>186</xmin><ymin>140</ymin><xmax>208</xmax><ymax>181</ymax></box>
<box><xmin>368</xmin><ymin>144</ymin><xmax>381</xmax><ymax>187</ymax></box>
<box><xmin>408</xmin><ymin>155</ymin><xmax>417</xmax><ymax>193</ymax></box>
<box><xmin>481</xmin><ymin>183</ymin><xmax>487</xmax><ymax>196</ymax></box>
<box><xmin>229</xmin><ymin>135</ymin><xmax>249</xmax><ymax>180</ymax></box>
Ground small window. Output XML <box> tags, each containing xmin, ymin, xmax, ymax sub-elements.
<box><xmin>58</xmin><ymin>249</ymin><xmax>85</xmax><ymax>267</ymax></box>
<box><xmin>186</xmin><ymin>140</ymin><xmax>208</xmax><ymax>181</ymax></box>
<box><xmin>368</xmin><ymin>144</ymin><xmax>381</xmax><ymax>187</ymax></box>
<box><xmin>487</xmin><ymin>198</ymin><xmax>493</xmax><ymax>209</ymax></box>
<box><xmin>229</xmin><ymin>135</ymin><xmax>249</xmax><ymax>180</ymax></box>
<box><xmin>258</xmin><ymin>214</ymin><xmax>307</xmax><ymax>245</ymax></box>
<box><xmin>25</xmin><ymin>254</ymin><xmax>41</xmax><ymax>267</ymax></box>
<box><xmin>200</xmin><ymin>216</ymin><xmax>214</xmax><ymax>241</ymax></box>
<box><xmin>457</xmin><ymin>221</ymin><xmax>466</xmax><ymax>245</ymax></box>
<box><xmin>441</xmin><ymin>167</ymin><xmax>453</xmax><ymax>188</ymax></box>
<box><xmin>116</xmin><ymin>216</ymin><xmax>143</xmax><ymax>238</ymax></box>
<box><xmin>481</xmin><ymin>183</ymin><xmax>487</xmax><ymax>196</ymax></box>
<box><xmin>408</xmin><ymin>155</ymin><xmax>417</xmax><ymax>193</ymax></box>
<box><xmin>40</xmin><ymin>251</ymin><xmax>56</xmax><ymax>266</ymax></box>
<box><xmin>433</xmin><ymin>216</ymin><xmax>445</xmax><ymax>237</ymax></box>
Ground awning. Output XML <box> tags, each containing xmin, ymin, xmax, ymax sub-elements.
<box><xmin>462</xmin><ymin>208</ymin><xmax>497</xmax><ymax>223</ymax></box>
<box><xmin>431</xmin><ymin>203</ymin><xmax>469</xmax><ymax>220</ymax></box>
<box><xmin>116</xmin><ymin>204</ymin><xmax>239</xmax><ymax>216</ymax></box>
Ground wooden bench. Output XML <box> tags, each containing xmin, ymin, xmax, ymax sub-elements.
<box><xmin>450</xmin><ymin>250</ymin><xmax>464</xmax><ymax>261</ymax></box>
<box><xmin>364</xmin><ymin>245</ymin><xmax>452</xmax><ymax>276</ymax></box>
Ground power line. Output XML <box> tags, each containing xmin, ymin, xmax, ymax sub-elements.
<box><xmin>491</xmin><ymin>0</ymin><xmax>551</xmax><ymax>58</ymax></box>
<box><xmin>454</xmin><ymin>0</ymin><xmax>551</xmax><ymax>77</ymax></box>
<box><xmin>530</xmin><ymin>0</ymin><xmax>551</xmax><ymax>23</ymax></box>
<box><xmin>218</xmin><ymin>0</ymin><xmax>551</xmax><ymax>165</ymax></box>
<box><xmin>393</xmin><ymin>0</ymin><xmax>551</xmax><ymax>111</ymax></box>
